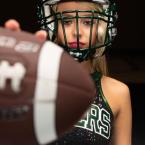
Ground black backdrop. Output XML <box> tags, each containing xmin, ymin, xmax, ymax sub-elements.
<box><xmin>0</xmin><ymin>0</ymin><xmax>145</xmax><ymax>145</ymax></box>
<box><xmin>0</xmin><ymin>0</ymin><xmax>144</xmax><ymax>53</ymax></box>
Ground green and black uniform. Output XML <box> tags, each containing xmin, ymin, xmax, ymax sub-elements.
<box><xmin>50</xmin><ymin>72</ymin><xmax>114</xmax><ymax>145</ymax></box>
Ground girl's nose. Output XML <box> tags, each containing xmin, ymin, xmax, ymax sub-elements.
<box><xmin>73</xmin><ymin>20</ymin><xmax>83</xmax><ymax>39</ymax></box>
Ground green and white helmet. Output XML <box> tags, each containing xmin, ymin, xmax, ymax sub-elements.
<box><xmin>37</xmin><ymin>0</ymin><xmax>117</xmax><ymax>62</ymax></box>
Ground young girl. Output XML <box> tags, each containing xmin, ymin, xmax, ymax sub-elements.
<box><xmin>5</xmin><ymin>0</ymin><xmax>132</xmax><ymax>145</ymax></box>
<box><xmin>36</xmin><ymin>0</ymin><xmax>132</xmax><ymax>145</ymax></box>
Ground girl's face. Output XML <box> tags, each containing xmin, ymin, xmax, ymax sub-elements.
<box><xmin>56</xmin><ymin>2</ymin><xmax>99</xmax><ymax>49</ymax></box>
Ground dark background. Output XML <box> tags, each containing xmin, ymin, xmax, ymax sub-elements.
<box><xmin>0</xmin><ymin>0</ymin><xmax>145</xmax><ymax>145</ymax></box>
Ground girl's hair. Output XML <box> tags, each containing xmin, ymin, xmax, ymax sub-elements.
<box><xmin>86</xmin><ymin>2</ymin><xmax>108</xmax><ymax>75</ymax></box>
<box><xmin>91</xmin><ymin>55</ymin><xmax>108</xmax><ymax>75</ymax></box>
<box><xmin>53</xmin><ymin>2</ymin><xmax>108</xmax><ymax>75</ymax></box>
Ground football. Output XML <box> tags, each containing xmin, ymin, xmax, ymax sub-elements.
<box><xmin>0</xmin><ymin>27</ymin><xmax>96</xmax><ymax>145</ymax></box>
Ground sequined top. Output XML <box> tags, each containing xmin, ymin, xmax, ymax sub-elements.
<box><xmin>49</xmin><ymin>72</ymin><xmax>114</xmax><ymax>145</ymax></box>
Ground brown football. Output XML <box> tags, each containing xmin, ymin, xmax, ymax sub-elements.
<box><xmin>0</xmin><ymin>27</ymin><xmax>96</xmax><ymax>145</ymax></box>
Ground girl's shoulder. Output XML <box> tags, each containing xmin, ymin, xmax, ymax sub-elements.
<box><xmin>101</xmin><ymin>75</ymin><xmax>131</xmax><ymax>116</ymax></box>
<box><xmin>102</xmin><ymin>75</ymin><xmax>130</xmax><ymax>97</ymax></box>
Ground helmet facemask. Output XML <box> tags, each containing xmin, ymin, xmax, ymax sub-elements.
<box><xmin>37</xmin><ymin>0</ymin><xmax>117</xmax><ymax>62</ymax></box>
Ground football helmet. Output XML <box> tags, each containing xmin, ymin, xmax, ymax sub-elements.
<box><xmin>37</xmin><ymin>0</ymin><xmax>117</xmax><ymax>62</ymax></box>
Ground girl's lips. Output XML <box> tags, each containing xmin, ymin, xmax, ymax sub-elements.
<box><xmin>68</xmin><ymin>42</ymin><xmax>85</xmax><ymax>49</ymax></box>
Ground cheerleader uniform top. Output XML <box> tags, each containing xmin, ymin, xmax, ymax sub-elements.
<box><xmin>49</xmin><ymin>72</ymin><xmax>114</xmax><ymax>145</ymax></box>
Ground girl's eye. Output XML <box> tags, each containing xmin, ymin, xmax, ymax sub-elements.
<box><xmin>83</xmin><ymin>19</ymin><xmax>96</xmax><ymax>26</ymax></box>
<box><xmin>83</xmin><ymin>20</ymin><xmax>92</xmax><ymax>25</ymax></box>
<box><xmin>63</xmin><ymin>19</ymin><xmax>72</xmax><ymax>25</ymax></box>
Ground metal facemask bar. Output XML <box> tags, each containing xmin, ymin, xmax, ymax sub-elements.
<box><xmin>55</xmin><ymin>10</ymin><xmax>115</xmax><ymax>62</ymax></box>
<box><xmin>58</xmin><ymin>10</ymin><xmax>97</xmax><ymax>62</ymax></box>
